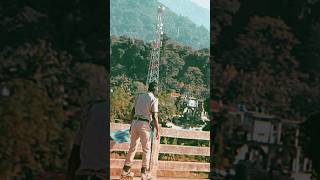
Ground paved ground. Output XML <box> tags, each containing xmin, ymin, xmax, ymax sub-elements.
<box><xmin>110</xmin><ymin>176</ymin><xmax>209</xmax><ymax>180</ymax></box>
<box><xmin>291</xmin><ymin>173</ymin><xmax>311</xmax><ymax>180</ymax></box>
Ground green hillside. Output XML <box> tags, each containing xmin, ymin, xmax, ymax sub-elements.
<box><xmin>159</xmin><ymin>0</ymin><xmax>210</xmax><ymax>30</ymax></box>
<box><xmin>111</xmin><ymin>35</ymin><xmax>209</xmax><ymax>95</ymax></box>
<box><xmin>110</xmin><ymin>35</ymin><xmax>210</xmax><ymax>122</ymax></box>
<box><xmin>110</xmin><ymin>0</ymin><xmax>210</xmax><ymax>50</ymax></box>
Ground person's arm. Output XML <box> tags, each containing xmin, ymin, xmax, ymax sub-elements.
<box><xmin>152</xmin><ymin>112</ymin><xmax>160</xmax><ymax>140</ymax></box>
<box><xmin>129</xmin><ymin>107</ymin><xmax>135</xmax><ymax>133</ymax></box>
<box><xmin>130</xmin><ymin>107</ymin><xmax>135</xmax><ymax>121</ymax></box>
<box><xmin>66</xmin><ymin>105</ymin><xmax>90</xmax><ymax>179</ymax></box>
<box><xmin>129</xmin><ymin>95</ymin><xmax>138</xmax><ymax>122</ymax></box>
<box><xmin>151</xmin><ymin>98</ymin><xmax>160</xmax><ymax>140</ymax></box>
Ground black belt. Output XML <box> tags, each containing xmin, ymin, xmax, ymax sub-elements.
<box><xmin>134</xmin><ymin>118</ymin><xmax>149</xmax><ymax>122</ymax></box>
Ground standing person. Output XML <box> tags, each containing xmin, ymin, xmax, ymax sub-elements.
<box><xmin>66</xmin><ymin>66</ymin><xmax>108</xmax><ymax>180</ymax></box>
<box><xmin>66</xmin><ymin>103</ymin><xmax>108</xmax><ymax>180</ymax></box>
<box><xmin>121</xmin><ymin>82</ymin><xmax>160</xmax><ymax>180</ymax></box>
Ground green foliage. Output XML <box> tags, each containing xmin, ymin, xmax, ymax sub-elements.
<box><xmin>0</xmin><ymin>80</ymin><xmax>65</xmax><ymax>178</ymax></box>
<box><xmin>110</xmin><ymin>0</ymin><xmax>209</xmax><ymax>50</ymax></box>
<box><xmin>174</xmin><ymin>115</ymin><xmax>207</xmax><ymax>129</ymax></box>
<box><xmin>0</xmin><ymin>40</ymin><xmax>107</xmax><ymax>179</ymax></box>
<box><xmin>223</xmin><ymin>16</ymin><xmax>300</xmax><ymax>72</ymax></box>
<box><xmin>110</xmin><ymin>36</ymin><xmax>209</xmax><ymax>126</ymax></box>
<box><xmin>301</xmin><ymin>112</ymin><xmax>320</xmax><ymax>178</ymax></box>
<box><xmin>172</xmin><ymin>138</ymin><xmax>178</xmax><ymax>145</ymax></box>
<box><xmin>160</xmin><ymin>48</ymin><xmax>186</xmax><ymax>90</ymax></box>
<box><xmin>162</xmin><ymin>137</ymin><xmax>168</xmax><ymax>144</ymax></box>
<box><xmin>298</xmin><ymin>22</ymin><xmax>320</xmax><ymax>79</ymax></box>
<box><xmin>213</xmin><ymin>15</ymin><xmax>320</xmax><ymax>119</ymax></box>
<box><xmin>212</xmin><ymin>0</ymin><xmax>240</xmax><ymax>44</ymax></box>
<box><xmin>131</xmin><ymin>81</ymin><xmax>147</xmax><ymax>93</ymax></box>
<box><xmin>183</xmin><ymin>67</ymin><xmax>206</xmax><ymax>98</ymax></box>
<box><xmin>111</xmin><ymin>36</ymin><xmax>209</xmax><ymax>100</ymax></box>
<box><xmin>111</xmin><ymin>36</ymin><xmax>150</xmax><ymax>83</ymax></box>
<box><xmin>73</xmin><ymin>63</ymin><xmax>108</xmax><ymax>102</ymax></box>
<box><xmin>111</xmin><ymin>87</ymin><xmax>133</xmax><ymax>121</ymax></box>
<box><xmin>110</xmin><ymin>75</ymin><xmax>133</xmax><ymax>122</ymax></box>
<box><xmin>213</xmin><ymin>0</ymin><xmax>320</xmax><ymax>173</ymax></box>
<box><xmin>0</xmin><ymin>1</ymin><xmax>108</xmax><ymax>178</ymax></box>
<box><xmin>157</xmin><ymin>92</ymin><xmax>178</xmax><ymax>122</ymax></box>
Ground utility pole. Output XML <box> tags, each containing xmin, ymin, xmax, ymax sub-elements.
<box><xmin>146</xmin><ymin>4</ymin><xmax>165</xmax><ymax>85</ymax></box>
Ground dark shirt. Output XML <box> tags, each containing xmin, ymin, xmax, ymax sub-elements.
<box><xmin>74</xmin><ymin>101</ymin><xmax>108</xmax><ymax>170</ymax></box>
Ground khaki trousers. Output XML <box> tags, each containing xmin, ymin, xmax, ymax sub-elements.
<box><xmin>124</xmin><ymin>120</ymin><xmax>151</xmax><ymax>169</ymax></box>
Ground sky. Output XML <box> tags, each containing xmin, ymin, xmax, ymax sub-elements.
<box><xmin>190</xmin><ymin>0</ymin><xmax>210</xmax><ymax>10</ymax></box>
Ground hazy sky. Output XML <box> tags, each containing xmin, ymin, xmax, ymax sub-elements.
<box><xmin>190</xmin><ymin>0</ymin><xmax>210</xmax><ymax>10</ymax></box>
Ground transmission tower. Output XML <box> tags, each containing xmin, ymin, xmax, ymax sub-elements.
<box><xmin>146</xmin><ymin>4</ymin><xmax>165</xmax><ymax>85</ymax></box>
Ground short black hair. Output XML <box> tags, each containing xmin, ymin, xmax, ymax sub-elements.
<box><xmin>148</xmin><ymin>81</ymin><xmax>158</xmax><ymax>92</ymax></box>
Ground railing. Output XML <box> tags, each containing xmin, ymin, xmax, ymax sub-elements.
<box><xmin>110</xmin><ymin>123</ymin><xmax>210</xmax><ymax>178</ymax></box>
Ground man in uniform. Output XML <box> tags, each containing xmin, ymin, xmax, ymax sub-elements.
<box><xmin>121</xmin><ymin>82</ymin><xmax>160</xmax><ymax>180</ymax></box>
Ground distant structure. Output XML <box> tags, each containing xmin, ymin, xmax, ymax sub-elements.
<box><xmin>146</xmin><ymin>3</ymin><xmax>165</xmax><ymax>84</ymax></box>
<box><xmin>213</xmin><ymin>106</ymin><xmax>313</xmax><ymax>179</ymax></box>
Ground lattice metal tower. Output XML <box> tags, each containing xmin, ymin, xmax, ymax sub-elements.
<box><xmin>146</xmin><ymin>4</ymin><xmax>165</xmax><ymax>85</ymax></box>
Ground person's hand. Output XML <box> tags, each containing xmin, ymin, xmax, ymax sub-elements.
<box><xmin>155</xmin><ymin>130</ymin><xmax>160</xmax><ymax>140</ymax></box>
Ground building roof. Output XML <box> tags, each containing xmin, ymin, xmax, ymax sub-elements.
<box><xmin>170</xmin><ymin>92</ymin><xmax>181</xmax><ymax>98</ymax></box>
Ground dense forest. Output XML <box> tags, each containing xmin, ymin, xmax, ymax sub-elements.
<box><xmin>110</xmin><ymin>35</ymin><xmax>211</xmax><ymax>178</ymax></box>
<box><xmin>212</xmin><ymin>0</ymin><xmax>320</xmax><ymax>121</ymax></box>
<box><xmin>110</xmin><ymin>35</ymin><xmax>210</xmax><ymax>123</ymax></box>
<box><xmin>212</xmin><ymin>0</ymin><xmax>320</xmax><ymax>176</ymax></box>
<box><xmin>1</xmin><ymin>0</ymin><xmax>320</xmax><ymax>178</ymax></box>
<box><xmin>110</xmin><ymin>0</ymin><xmax>210</xmax><ymax>50</ymax></box>
<box><xmin>0</xmin><ymin>0</ymin><xmax>107</xmax><ymax>179</ymax></box>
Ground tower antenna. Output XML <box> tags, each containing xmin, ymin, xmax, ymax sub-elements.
<box><xmin>146</xmin><ymin>3</ymin><xmax>165</xmax><ymax>85</ymax></box>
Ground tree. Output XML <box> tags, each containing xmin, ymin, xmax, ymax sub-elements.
<box><xmin>301</xmin><ymin>112</ymin><xmax>320</xmax><ymax>178</ymax></box>
<box><xmin>110</xmin><ymin>36</ymin><xmax>149</xmax><ymax>82</ymax></box>
<box><xmin>183</xmin><ymin>67</ymin><xmax>207</xmax><ymax>98</ymax></box>
<box><xmin>297</xmin><ymin>22</ymin><xmax>320</xmax><ymax>81</ymax></box>
<box><xmin>157</xmin><ymin>92</ymin><xmax>178</xmax><ymax>122</ymax></box>
<box><xmin>215</xmin><ymin>16</ymin><xmax>306</xmax><ymax>118</ymax></box>
<box><xmin>223</xmin><ymin>16</ymin><xmax>300</xmax><ymax>72</ymax></box>
<box><xmin>160</xmin><ymin>43</ymin><xmax>185</xmax><ymax>91</ymax></box>
<box><xmin>0</xmin><ymin>80</ymin><xmax>65</xmax><ymax>179</ymax></box>
<box><xmin>110</xmin><ymin>75</ymin><xmax>133</xmax><ymax>122</ymax></box>
<box><xmin>212</xmin><ymin>0</ymin><xmax>240</xmax><ymax>45</ymax></box>
<box><xmin>110</xmin><ymin>87</ymin><xmax>133</xmax><ymax>122</ymax></box>
<box><xmin>110</xmin><ymin>37</ymin><xmax>209</xmax><ymax>98</ymax></box>
<box><xmin>0</xmin><ymin>0</ymin><xmax>108</xmax><ymax>178</ymax></box>
<box><xmin>211</xmin><ymin>0</ymin><xmax>320</xmax><ymax>176</ymax></box>
<box><xmin>73</xmin><ymin>63</ymin><xmax>108</xmax><ymax>103</ymax></box>
<box><xmin>131</xmin><ymin>81</ymin><xmax>147</xmax><ymax>93</ymax></box>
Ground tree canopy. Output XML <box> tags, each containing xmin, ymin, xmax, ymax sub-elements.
<box><xmin>213</xmin><ymin>0</ymin><xmax>320</xmax><ymax>176</ymax></box>
<box><xmin>110</xmin><ymin>36</ymin><xmax>210</xmax><ymax>122</ymax></box>
<box><xmin>0</xmin><ymin>0</ymin><xmax>107</xmax><ymax>178</ymax></box>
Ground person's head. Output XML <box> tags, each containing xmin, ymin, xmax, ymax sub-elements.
<box><xmin>148</xmin><ymin>81</ymin><xmax>158</xmax><ymax>94</ymax></box>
